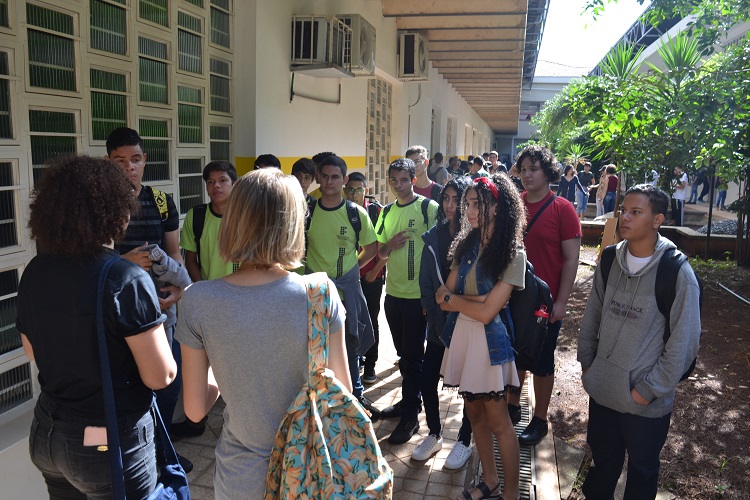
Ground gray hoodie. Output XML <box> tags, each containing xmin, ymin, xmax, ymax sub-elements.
<box><xmin>577</xmin><ymin>235</ymin><xmax>701</xmax><ymax>418</ymax></box>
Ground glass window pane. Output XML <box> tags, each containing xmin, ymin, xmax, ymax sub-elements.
<box><xmin>0</xmin><ymin>53</ymin><xmax>11</xmax><ymax>139</ymax></box>
<box><xmin>0</xmin><ymin>0</ymin><xmax>8</xmax><ymax>28</ymax></box>
<box><xmin>178</xmin><ymin>105</ymin><xmax>202</xmax><ymax>143</ymax></box>
<box><xmin>0</xmin><ymin>165</ymin><xmax>17</xmax><ymax>249</ymax></box>
<box><xmin>90</xmin><ymin>0</ymin><xmax>127</xmax><ymax>55</ymax></box>
<box><xmin>91</xmin><ymin>91</ymin><xmax>126</xmax><ymax>140</ymax></box>
<box><xmin>90</xmin><ymin>68</ymin><xmax>126</xmax><ymax>92</ymax></box>
<box><xmin>139</xmin><ymin>58</ymin><xmax>168</xmax><ymax>104</ymax></box>
<box><xmin>210</xmin><ymin>125</ymin><xmax>230</xmax><ymax>161</ymax></box>
<box><xmin>210</xmin><ymin>0</ymin><xmax>229</xmax><ymax>10</ymax></box>
<box><xmin>0</xmin><ymin>363</ymin><xmax>33</xmax><ymax>415</ymax></box>
<box><xmin>210</xmin><ymin>8</ymin><xmax>230</xmax><ymax>48</ymax></box>
<box><xmin>178</xmin><ymin>158</ymin><xmax>204</xmax><ymax>214</ymax></box>
<box><xmin>139</xmin><ymin>0</ymin><xmax>168</xmax><ymax>27</ymax></box>
<box><xmin>178</xmin><ymin>24</ymin><xmax>202</xmax><ymax>74</ymax></box>
<box><xmin>0</xmin><ymin>269</ymin><xmax>19</xmax><ymax>355</ymax></box>
<box><xmin>210</xmin><ymin>75</ymin><xmax>229</xmax><ymax>113</ymax></box>
<box><xmin>178</xmin><ymin>12</ymin><xmax>202</xmax><ymax>33</ymax></box>
<box><xmin>30</xmin><ymin>136</ymin><xmax>77</xmax><ymax>184</ymax></box>
<box><xmin>27</xmin><ymin>30</ymin><xmax>76</xmax><ymax>91</ymax></box>
<box><xmin>27</xmin><ymin>4</ymin><xmax>74</xmax><ymax>34</ymax></box>
<box><xmin>185</xmin><ymin>0</ymin><xmax>204</xmax><ymax>7</ymax></box>
<box><xmin>139</xmin><ymin>119</ymin><xmax>169</xmax><ymax>182</ymax></box>
<box><xmin>177</xmin><ymin>85</ymin><xmax>201</xmax><ymax>104</ymax></box>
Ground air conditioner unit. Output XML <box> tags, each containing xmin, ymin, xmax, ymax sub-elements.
<box><xmin>339</xmin><ymin>14</ymin><xmax>376</xmax><ymax>76</ymax></box>
<box><xmin>399</xmin><ymin>32</ymin><xmax>429</xmax><ymax>81</ymax></box>
<box><xmin>291</xmin><ymin>15</ymin><xmax>353</xmax><ymax>78</ymax></box>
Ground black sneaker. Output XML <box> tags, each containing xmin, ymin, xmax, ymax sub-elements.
<box><xmin>358</xmin><ymin>396</ymin><xmax>381</xmax><ymax>422</ymax></box>
<box><xmin>169</xmin><ymin>416</ymin><xmax>207</xmax><ymax>441</ymax></box>
<box><xmin>361</xmin><ymin>369</ymin><xmax>377</xmax><ymax>385</ymax></box>
<box><xmin>388</xmin><ymin>418</ymin><xmax>419</xmax><ymax>444</ymax></box>
<box><xmin>379</xmin><ymin>400</ymin><xmax>402</xmax><ymax>419</ymax></box>
<box><xmin>507</xmin><ymin>404</ymin><xmax>522</xmax><ymax>426</ymax></box>
<box><xmin>518</xmin><ymin>416</ymin><xmax>548</xmax><ymax>446</ymax></box>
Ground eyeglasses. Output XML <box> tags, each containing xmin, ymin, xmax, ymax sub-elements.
<box><xmin>345</xmin><ymin>187</ymin><xmax>365</xmax><ymax>195</ymax></box>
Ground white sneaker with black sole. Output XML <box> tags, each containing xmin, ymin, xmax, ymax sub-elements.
<box><xmin>411</xmin><ymin>434</ymin><xmax>443</xmax><ymax>461</ymax></box>
<box><xmin>444</xmin><ymin>441</ymin><xmax>472</xmax><ymax>469</ymax></box>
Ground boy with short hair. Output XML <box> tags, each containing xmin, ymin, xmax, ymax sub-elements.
<box><xmin>254</xmin><ymin>154</ymin><xmax>281</xmax><ymax>169</ymax></box>
<box><xmin>409</xmin><ymin>145</ymin><xmax>442</xmax><ymax>201</ymax></box>
<box><xmin>578</xmin><ymin>184</ymin><xmax>701</xmax><ymax>498</ymax></box>
<box><xmin>291</xmin><ymin>157</ymin><xmax>316</xmax><ymax>204</ymax></box>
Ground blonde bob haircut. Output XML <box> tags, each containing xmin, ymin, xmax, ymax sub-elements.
<box><xmin>218</xmin><ymin>169</ymin><xmax>306</xmax><ymax>268</ymax></box>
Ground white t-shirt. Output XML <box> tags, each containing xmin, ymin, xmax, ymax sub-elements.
<box><xmin>626</xmin><ymin>251</ymin><xmax>652</xmax><ymax>274</ymax></box>
<box><xmin>673</xmin><ymin>172</ymin><xmax>688</xmax><ymax>200</ymax></box>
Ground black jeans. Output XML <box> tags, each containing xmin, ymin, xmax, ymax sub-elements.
<box><xmin>421</xmin><ymin>340</ymin><xmax>472</xmax><ymax>442</ymax></box>
<box><xmin>384</xmin><ymin>295</ymin><xmax>426</xmax><ymax>421</ymax></box>
<box><xmin>30</xmin><ymin>394</ymin><xmax>157</xmax><ymax>499</ymax></box>
<box><xmin>361</xmin><ymin>277</ymin><xmax>383</xmax><ymax>372</ymax></box>
<box><xmin>582</xmin><ymin>398</ymin><xmax>671</xmax><ymax>500</ymax></box>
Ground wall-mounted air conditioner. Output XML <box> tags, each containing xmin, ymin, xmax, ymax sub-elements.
<box><xmin>339</xmin><ymin>14</ymin><xmax>376</xmax><ymax>77</ymax></box>
<box><xmin>291</xmin><ymin>15</ymin><xmax>353</xmax><ymax>78</ymax></box>
<box><xmin>398</xmin><ymin>32</ymin><xmax>429</xmax><ymax>81</ymax></box>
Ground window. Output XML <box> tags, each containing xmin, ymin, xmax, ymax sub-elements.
<box><xmin>0</xmin><ymin>268</ymin><xmax>33</xmax><ymax>418</ymax></box>
<box><xmin>139</xmin><ymin>36</ymin><xmax>169</xmax><ymax>104</ymax></box>
<box><xmin>0</xmin><ymin>0</ymin><xmax>9</xmax><ymax>28</ymax></box>
<box><xmin>210</xmin><ymin>0</ymin><xmax>230</xmax><ymax>49</ymax></box>
<box><xmin>0</xmin><ymin>51</ymin><xmax>12</xmax><ymax>139</ymax></box>
<box><xmin>0</xmin><ymin>162</ymin><xmax>20</xmax><ymax>250</ymax></box>
<box><xmin>139</xmin><ymin>0</ymin><xmax>168</xmax><ymax>27</ymax></box>
<box><xmin>177</xmin><ymin>85</ymin><xmax>202</xmax><ymax>143</ymax></box>
<box><xmin>90</xmin><ymin>69</ymin><xmax>127</xmax><ymax>141</ymax></box>
<box><xmin>26</xmin><ymin>4</ymin><xmax>76</xmax><ymax>92</ymax></box>
<box><xmin>178</xmin><ymin>158</ymin><xmax>204</xmax><ymax>215</ymax></box>
<box><xmin>209</xmin><ymin>124</ymin><xmax>230</xmax><ymax>161</ymax></box>
<box><xmin>29</xmin><ymin>109</ymin><xmax>78</xmax><ymax>185</ymax></box>
<box><xmin>185</xmin><ymin>0</ymin><xmax>204</xmax><ymax>7</ymax></box>
<box><xmin>209</xmin><ymin>57</ymin><xmax>230</xmax><ymax>113</ymax></box>
<box><xmin>178</xmin><ymin>11</ymin><xmax>202</xmax><ymax>74</ymax></box>
<box><xmin>139</xmin><ymin>118</ymin><xmax>170</xmax><ymax>182</ymax></box>
<box><xmin>90</xmin><ymin>0</ymin><xmax>126</xmax><ymax>55</ymax></box>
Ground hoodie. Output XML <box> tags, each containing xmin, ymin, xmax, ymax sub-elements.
<box><xmin>577</xmin><ymin>235</ymin><xmax>701</xmax><ymax>418</ymax></box>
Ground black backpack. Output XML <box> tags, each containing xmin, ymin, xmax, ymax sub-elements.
<box><xmin>306</xmin><ymin>198</ymin><xmax>367</xmax><ymax>250</ymax></box>
<box><xmin>376</xmin><ymin>196</ymin><xmax>432</xmax><ymax>236</ymax></box>
<box><xmin>501</xmin><ymin>261</ymin><xmax>554</xmax><ymax>371</ymax></box>
<box><xmin>192</xmin><ymin>203</ymin><xmax>209</xmax><ymax>263</ymax></box>
<box><xmin>599</xmin><ymin>245</ymin><xmax>703</xmax><ymax>381</ymax></box>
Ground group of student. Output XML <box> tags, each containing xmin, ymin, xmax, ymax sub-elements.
<box><xmin>17</xmin><ymin>126</ymin><xmax>701</xmax><ymax>500</ymax></box>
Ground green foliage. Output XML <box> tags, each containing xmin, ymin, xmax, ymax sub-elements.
<box><xmin>599</xmin><ymin>42</ymin><xmax>644</xmax><ymax>78</ymax></box>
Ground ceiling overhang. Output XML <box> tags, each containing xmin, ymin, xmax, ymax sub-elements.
<box><xmin>382</xmin><ymin>0</ymin><xmax>549</xmax><ymax>136</ymax></box>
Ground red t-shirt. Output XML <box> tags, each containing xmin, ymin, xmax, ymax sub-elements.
<box><xmin>522</xmin><ymin>191</ymin><xmax>581</xmax><ymax>300</ymax></box>
<box><xmin>607</xmin><ymin>175</ymin><xmax>618</xmax><ymax>193</ymax></box>
<box><xmin>414</xmin><ymin>182</ymin><xmax>438</xmax><ymax>199</ymax></box>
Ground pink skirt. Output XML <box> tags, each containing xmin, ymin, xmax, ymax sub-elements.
<box><xmin>441</xmin><ymin>313</ymin><xmax>520</xmax><ymax>400</ymax></box>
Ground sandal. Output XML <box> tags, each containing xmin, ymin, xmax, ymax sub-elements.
<box><xmin>458</xmin><ymin>480</ymin><xmax>501</xmax><ymax>500</ymax></box>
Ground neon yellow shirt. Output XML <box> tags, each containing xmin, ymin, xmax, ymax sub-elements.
<box><xmin>180</xmin><ymin>205</ymin><xmax>235</xmax><ymax>280</ymax></box>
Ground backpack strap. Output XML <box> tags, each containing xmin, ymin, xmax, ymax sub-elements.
<box><xmin>420</xmin><ymin>196</ymin><xmax>431</xmax><ymax>227</ymax></box>
<box><xmin>376</xmin><ymin>203</ymin><xmax>393</xmax><ymax>235</ymax></box>
<box><xmin>304</xmin><ymin>275</ymin><xmax>331</xmax><ymax>380</ymax></box>
<box><xmin>524</xmin><ymin>194</ymin><xmax>556</xmax><ymax>238</ymax></box>
<box><xmin>366</xmin><ymin>201</ymin><xmax>381</xmax><ymax>228</ymax></box>
<box><xmin>430</xmin><ymin>182</ymin><xmax>442</xmax><ymax>202</ymax></box>
<box><xmin>150</xmin><ymin>187</ymin><xmax>169</xmax><ymax>222</ymax></box>
<box><xmin>345</xmin><ymin>200</ymin><xmax>362</xmax><ymax>250</ymax></box>
<box><xmin>192</xmin><ymin>203</ymin><xmax>208</xmax><ymax>263</ymax></box>
<box><xmin>655</xmin><ymin>248</ymin><xmax>690</xmax><ymax>343</ymax></box>
<box><xmin>599</xmin><ymin>245</ymin><xmax>617</xmax><ymax>289</ymax></box>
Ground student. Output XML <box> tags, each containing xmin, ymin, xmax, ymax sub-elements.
<box><xmin>177</xmin><ymin>169</ymin><xmax>352</xmax><ymax>498</ymax></box>
<box><xmin>593</xmin><ymin>166</ymin><xmax>610</xmax><ymax>217</ymax></box>
<box><xmin>577</xmin><ymin>162</ymin><xmax>595</xmax><ymax>220</ymax></box>
<box><xmin>604</xmin><ymin>165</ymin><xmax>618</xmax><ymax>214</ymax></box>
<box><xmin>291</xmin><ymin>157</ymin><xmax>316</xmax><ymax>204</ymax></box>
<box><xmin>306</xmin><ymin>155</ymin><xmax>379</xmax><ymax>417</ymax></box>
<box><xmin>427</xmin><ymin>151</ymin><xmax>449</xmax><ymax>184</ymax></box>
<box><xmin>671</xmin><ymin>166</ymin><xmax>688</xmax><ymax>226</ymax></box>
<box><xmin>345</xmin><ymin>172</ymin><xmax>386</xmax><ymax>385</ymax></box>
<box><xmin>447</xmin><ymin>156</ymin><xmax>463</xmax><ymax>178</ymax></box>
<box><xmin>254</xmin><ymin>154</ymin><xmax>281</xmax><ymax>169</ymax></box>
<box><xmin>307</xmin><ymin>151</ymin><xmax>337</xmax><ymax>200</ymax></box>
<box><xmin>106</xmin><ymin>127</ymin><xmax>191</xmax><ymax>470</ymax></box>
<box><xmin>488</xmin><ymin>150</ymin><xmax>508</xmax><ymax>175</ymax></box>
<box><xmin>558</xmin><ymin>165</ymin><xmax>588</xmax><ymax>220</ymax></box>
<box><xmin>375</xmin><ymin>158</ymin><xmax>439</xmax><ymax>444</ymax></box>
<box><xmin>469</xmin><ymin>156</ymin><xmax>490</xmax><ymax>179</ymax></box>
<box><xmin>416</xmin><ymin>176</ymin><xmax>475</xmax><ymax>469</ymax></box>
<box><xmin>436</xmin><ymin>174</ymin><xmax>527</xmax><ymax>500</ymax></box>
<box><xmin>578</xmin><ymin>184</ymin><xmax>701</xmax><ymax>498</ymax></box>
<box><xmin>181</xmin><ymin>161</ymin><xmax>237</xmax><ymax>282</ymax></box>
<box><xmin>410</xmin><ymin>145</ymin><xmax>443</xmax><ymax>201</ymax></box>
<box><xmin>507</xmin><ymin>145</ymin><xmax>581</xmax><ymax>447</ymax></box>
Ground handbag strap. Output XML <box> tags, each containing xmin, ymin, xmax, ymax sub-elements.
<box><xmin>305</xmin><ymin>275</ymin><xmax>331</xmax><ymax>383</ymax></box>
<box><xmin>524</xmin><ymin>194</ymin><xmax>556</xmax><ymax>238</ymax></box>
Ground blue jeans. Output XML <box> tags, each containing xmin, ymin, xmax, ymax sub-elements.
<box><xmin>345</xmin><ymin>333</ymin><xmax>365</xmax><ymax>400</ymax></box>
<box><xmin>688</xmin><ymin>183</ymin><xmax>699</xmax><ymax>203</ymax></box>
<box><xmin>576</xmin><ymin>189</ymin><xmax>588</xmax><ymax>215</ymax></box>
<box><xmin>30</xmin><ymin>394</ymin><xmax>157</xmax><ymax>499</ymax></box>
<box><xmin>603</xmin><ymin>192</ymin><xmax>616</xmax><ymax>214</ymax></box>
<box><xmin>716</xmin><ymin>190</ymin><xmax>727</xmax><ymax>208</ymax></box>
<box><xmin>582</xmin><ymin>398</ymin><xmax>671</xmax><ymax>500</ymax></box>
<box><xmin>384</xmin><ymin>295</ymin><xmax>427</xmax><ymax>421</ymax></box>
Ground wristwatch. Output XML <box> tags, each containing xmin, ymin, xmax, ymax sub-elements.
<box><xmin>443</xmin><ymin>293</ymin><xmax>451</xmax><ymax>303</ymax></box>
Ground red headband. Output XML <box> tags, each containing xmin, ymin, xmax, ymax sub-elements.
<box><xmin>474</xmin><ymin>177</ymin><xmax>499</xmax><ymax>201</ymax></box>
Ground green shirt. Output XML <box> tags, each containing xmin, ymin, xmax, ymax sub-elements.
<box><xmin>306</xmin><ymin>200</ymin><xmax>376</xmax><ymax>279</ymax></box>
<box><xmin>376</xmin><ymin>195</ymin><xmax>439</xmax><ymax>299</ymax></box>
<box><xmin>180</xmin><ymin>204</ymin><xmax>235</xmax><ymax>280</ymax></box>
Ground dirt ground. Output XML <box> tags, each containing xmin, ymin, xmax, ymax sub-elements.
<box><xmin>551</xmin><ymin>246</ymin><xmax>750</xmax><ymax>499</ymax></box>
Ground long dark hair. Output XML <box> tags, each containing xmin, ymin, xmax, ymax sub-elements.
<box><xmin>449</xmin><ymin>174</ymin><xmax>525</xmax><ymax>280</ymax></box>
<box><xmin>436</xmin><ymin>176</ymin><xmax>471</xmax><ymax>233</ymax></box>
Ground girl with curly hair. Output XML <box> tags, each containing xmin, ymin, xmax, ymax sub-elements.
<box><xmin>436</xmin><ymin>174</ymin><xmax>527</xmax><ymax>500</ymax></box>
<box><xmin>19</xmin><ymin>155</ymin><xmax>176</xmax><ymax>498</ymax></box>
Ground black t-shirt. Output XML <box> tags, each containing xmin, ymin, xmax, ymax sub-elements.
<box><xmin>579</xmin><ymin>171</ymin><xmax>594</xmax><ymax>188</ymax></box>
<box><xmin>17</xmin><ymin>249</ymin><xmax>166</xmax><ymax>419</ymax></box>
<box><xmin>116</xmin><ymin>185</ymin><xmax>179</xmax><ymax>254</ymax></box>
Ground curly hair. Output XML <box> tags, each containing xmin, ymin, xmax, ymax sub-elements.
<box><xmin>515</xmin><ymin>144</ymin><xmax>561</xmax><ymax>183</ymax></box>
<box><xmin>449</xmin><ymin>174</ymin><xmax>525</xmax><ymax>280</ymax></box>
<box><xmin>29</xmin><ymin>155</ymin><xmax>136</xmax><ymax>258</ymax></box>
<box><xmin>436</xmin><ymin>175</ymin><xmax>471</xmax><ymax>233</ymax></box>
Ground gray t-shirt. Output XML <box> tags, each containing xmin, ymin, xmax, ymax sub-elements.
<box><xmin>176</xmin><ymin>272</ymin><xmax>345</xmax><ymax>499</ymax></box>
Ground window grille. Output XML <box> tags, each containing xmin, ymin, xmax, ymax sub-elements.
<box><xmin>210</xmin><ymin>0</ymin><xmax>230</xmax><ymax>48</ymax></box>
<box><xmin>139</xmin><ymin>118</ymin><xmax>170</xmax><ymax>182</ymax></box>
<box><xmin>0</xmin><ymin>363</ymin><xmax>33</xmax><ymax>416</ymax></box>
<box><xmin>0</xmin><ymin>163</ymin><xmax>19</xmax><ymax>249</ymax></box>
<box><xmin>139</xmin><ymin>0</ymin><xmax>168</xmax><ymax>27</ymax></box>
<box><xmin>90</xmin><ymin>69</ymin><xmax>127</xmax><ymax>141</ymax></box>
<box><xmin>185</xmin><ymin>0</ymin><xmax>204</xmax><ymax>7</ymax></box>
<box><xmin>177</xmin><ymin>86</ymin><xmax>202</xmax><ymax>144</ymax></box>
<box><xmin>178</xmin><ymin>12</ymin><xmax>202</xmax><ymax>74</ymax></box>
<box><xmin>209</xmin><ymin>124</ymin><xmax>230</xmax><ymax>161</ymax></box>
<box><xmin>138</xmin><ymin>36</ymin><xmax>168</xmax><ymax>104</ymax></box>
<box><xmin>0</xmin><ymin>268</ymin><xmax>19</xmax><ymax>356</ymax></box>
<box><xmin>90</xmin><ymin>0</ymin><xmax>126</xmax><ymax>55</ymax></box>
<box><xmin>178</xmin><ymin>158</ymin><xmax>204</xmax><ymax>215</ymax></box>
<box><xmin>0</xmin><ymin>0</ymin><xmax>8</xmax><ymax>28</ymax></box>
<box><xmin>29</xmin><ymin>109</ymin><xmax>77</xmax><ymax>185</ymax></box>
<box><xmin>209</xmin><ymin>57</ymin><xmax>230</xmax><ymax>113</ymax></box>
<box><xmin>0</xmin><ymin>52</ymin><xmax>11</xmax><ymax>139</ymax></box>
<box><xmin>26</xmin><ymin>4</ymin><xmax>76</xmax><ymax>92</ymax></box>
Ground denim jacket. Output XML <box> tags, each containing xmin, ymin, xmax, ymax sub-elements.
<box><xmin>440</xmin><ymin>240</ymin><xmax>515</xmax><ymax>365</ymax></box>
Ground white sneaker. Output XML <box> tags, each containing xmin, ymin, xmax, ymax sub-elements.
<box><xmin>444</xmin><ymin>441</ymin><xmax>472</xmax><ymax>469</ymax></box>
<box><xmin>411</xmin><ymin>434</ymin><xmax>443</xmax><ymax>461</ymax></box>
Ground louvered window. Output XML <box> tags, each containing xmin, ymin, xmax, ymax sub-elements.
<box><xmin>209</xmin><ymin>57</ymin><xmax>230</xmax><ymax>113</ymax></box>
<box><xmin>178</xmin><ymin>158</ymin><xmax>204</xmax><ymax>215</ymax></box>
<box><xmin>90</xmin><ymin>0</ymin><xmax>126</xmax><ymax>55</ymax></box>
<box><xmin>90</xmin><ymin>69</ymin><xmax>127</xmax><ymax>140</ymax></box>
<box><xmin>178</xmin><ymin>12</ymin><xmax>202</xmax><ymax>74</ymax></box>
<box><xmin>139</xmin><ymin>118</ymin><xmax>170</xmax><ymax>181</ymax></box>
<box><xmin>140</xmin><ymin>0</ymin><xmax>168</xmax><ymax>27</ymax></box>
<box><xmin>178</xmin><ymin>86</ymin><xmax>202</xmax><ymax>144</ymax></box>
<box><xmin>0</xmin><ymin>51</ymin><xmax>11</xmax><ymax>139</ymax></box>
<box><xmin>139</xmin><ymin>36</ymin><xmax>169</xmax><ymax>104</ymax></box>
<box><xmin>210</xmin><ymin>124</ymin><xmax>230</xmax><ymax>161</ymax></box>
<box><xmin>0</xmin><ymin>0</ymin><xmax>9</xmax><ymax>28</ymax></box>
<box><xmin>29</xmin><ymin>109</ymin><xmax>78</xmax><ymax>185</ymax></box>
<box><xmin>26</xmin><ymin>4</ymin><xmax>76</xmax><ymax>92</ymax></box>
<box><xmin>210</xmin><ymin>0</ymin><xmax>230</xmax><ymax>48</ymax></box>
